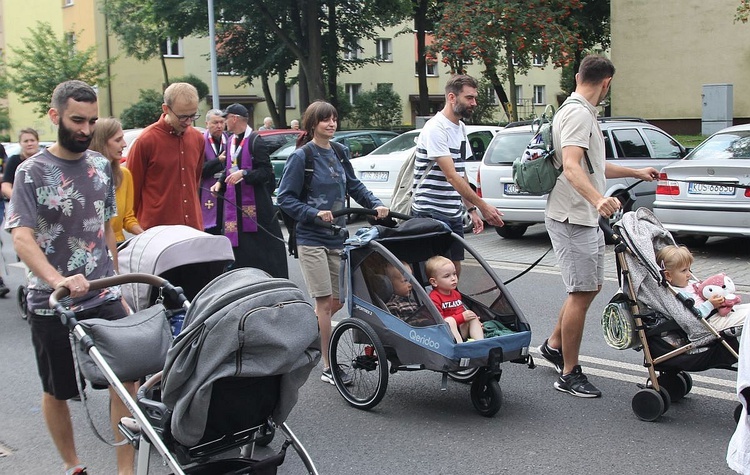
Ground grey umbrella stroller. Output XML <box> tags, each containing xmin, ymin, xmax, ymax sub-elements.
<box><xmin>600</xmin><ymin>208</ymin><xmax>740</xmax><ymax>422</ymax></box>
<box><xmin>52</xmin><ymin>268</ymin><xmax>321</xmax><ymax>475</ymax></box>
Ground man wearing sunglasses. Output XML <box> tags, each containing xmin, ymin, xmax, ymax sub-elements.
<box><xmin>127</xmin><ymin>82</ymin><xmax>205</xmax><ymax>230</ymax></box>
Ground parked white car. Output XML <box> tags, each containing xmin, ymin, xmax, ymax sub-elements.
<box><xmin>477</xmin><ymin>119</ymin><xmax>687</xmax><ymax>239</ymax></box>
<box><xmin>349</xmin><ymin>125</ymin><xmax>502</xmax><ymax>208</ymax></box>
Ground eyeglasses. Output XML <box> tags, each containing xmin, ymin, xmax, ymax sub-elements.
<box><xmin>167</xmin><ymin>105</ymin><xmax>201</xmax><ymax>122</ymax></box>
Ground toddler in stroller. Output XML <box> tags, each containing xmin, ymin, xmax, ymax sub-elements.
<box><xmin>602</xmin><ymin>208</ymin><xmax>741</xmax><ymax>421</ymax></box>
<box><xmin>656</xmin><ymin>244</ymin><xmax>748</xmax><ymax>332</ymax></box>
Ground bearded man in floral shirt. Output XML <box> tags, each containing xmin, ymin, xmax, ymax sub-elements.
<box><xmin>5</xmin><ymin>80</ymin><xmax>134</xmax><ymax>475</ymax></box>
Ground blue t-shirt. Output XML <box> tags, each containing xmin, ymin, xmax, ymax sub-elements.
<box><xmin>277</xmin><ymin>142</ymin><xmax>382</xmax><ymax>248</ymax></box>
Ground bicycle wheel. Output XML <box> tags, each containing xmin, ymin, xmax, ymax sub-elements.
<box><xmin>329</xmin><ymin>318</ymin><xmax>388</xmax><ymax>410</ymax></box>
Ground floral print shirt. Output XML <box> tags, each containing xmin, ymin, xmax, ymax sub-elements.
<box><xmin>5</xmin><ymin>149</ymin><xmax>120</xmax><ymax>315</ymax></box>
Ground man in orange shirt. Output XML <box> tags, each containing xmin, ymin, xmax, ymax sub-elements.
<box><xmin>127</xmin><ymin>82</ymin><xmax>205</xmax><ymax>230</ymax></box>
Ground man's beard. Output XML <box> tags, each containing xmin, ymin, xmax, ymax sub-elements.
<box><xmin>454</xmin><ymin>102</ymin><xmax>474</xmax><ymax>120</ymax></box>
<box><xmin>58</xmin><ymin>119</ymin><xmax>92</xmax><ymax>154</ymax></box>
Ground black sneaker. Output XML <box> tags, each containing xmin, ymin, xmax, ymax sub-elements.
<box><xmin>538</xmin><ymin>339</ymin><xmax>564</xmax><ymax>373</ymax></box>
<box><xmin>554</xmin><ymin>365</ymin><xmax>602</xmax><ymax>398</ymax></box>
<box><xmin>321</xmin><ymin>366</ymin><xmax>353</xmax><ymax>386</ymax></box>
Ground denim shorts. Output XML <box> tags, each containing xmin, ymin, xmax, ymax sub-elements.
<box><xmin>545</xmin><ymin>217</ymin><xmax>604</xmax><ymax>293</ymax></box>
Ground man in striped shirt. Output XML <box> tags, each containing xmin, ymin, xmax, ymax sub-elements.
<box><xmin>411</xmin><ymin>74</ymin><xmax>505</xmax><ymax>275</ymax></box>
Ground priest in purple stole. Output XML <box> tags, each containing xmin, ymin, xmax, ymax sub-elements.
<box><xmin>201</xmin><ymin>109</ymin><xmax>227</xmax><ymax>235</ymax></box>
<box><xmin>211</xmin><ymin>103</ymin><xmax>288</xmax><ymax>278</ymax></box>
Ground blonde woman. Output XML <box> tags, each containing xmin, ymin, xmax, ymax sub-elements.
<box><xmin>90</xmin><ymin>118</ymin><xmax>144</xmax><ymax>244</ymax></box>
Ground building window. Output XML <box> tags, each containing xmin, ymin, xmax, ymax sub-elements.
<box><xmin>533</xmin><ymin>85</ymin><xmax>546</xmax><ymax>105</ymax></box>
<box><xmin>485</xmin><ymin>86</ymin><xmax>499</xmax><ymax>105</ymax></box>
<box><xmin>376</xmin><ymin>38</ymin><xmax>392</xmax><ymax>62</ymax></box>
<box><xmin>344</xmin><ymin>40</ymin><xmax>360</xmax><ymax>60</ymax></box>
<box><xmin>161</xmin><ymin>37</ymin><xmax>183</xmax><ymax>58</ymax></box>
<box><xmin>64</xmin><ymin>0</ymin><xmax>74</xmax><ymax>6</ymax></box>
<box><xmin>345</xmin><ymin>83</ymin><xmax>361</xmax><ymax>105</ymax></box>
<box><xmin>415</xmin><ymin>62</ymin><xmax>438</xmax><ymax>77</ymax></box>
<box><xmin>285</xmin><ymin>86</ymin><xmax>295</xmax><ymax>109</ymax></box>
<box><xmin>533</xmin><ymin>54</ymin><xmax>545</xmax><ymax>67</ymax></box>
<box><xmin>515</xmin><ymin>85</ymin><xmax>523</xmax><ymax>106</ymax></box>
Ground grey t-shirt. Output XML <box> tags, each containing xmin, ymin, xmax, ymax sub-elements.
<box><xmin>546</xmin><ymin>93</ymin><xmax>606</xmax><ymax>227</ymax></box>
<box><xmin>5</xmin><ymin>149</ymin><xmax>120</xmax><ymax>315</ymax></box>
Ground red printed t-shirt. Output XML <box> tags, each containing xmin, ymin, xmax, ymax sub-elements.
<box><xmin>430</xmin><ymin>288</ymin><xmax>466</xmax><ymax>321</ymax></box>
<box><xmin>127</xmin><ymin>114</ymin><xmax>205</xmax><ymax>230</ymax></box>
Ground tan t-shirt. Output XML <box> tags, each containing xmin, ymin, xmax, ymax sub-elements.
<box><xmin>545</xmin><ymin>92</ymin><xmax>605</xmax><ymax>227</ymax></box>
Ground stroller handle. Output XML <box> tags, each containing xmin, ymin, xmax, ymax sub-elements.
<box><xmin>313</xmin><ymin>208</ymin><xmax>412</xmax><ymax>238</ymax></box>
<box><xmin>599</xmin><ymin>215</ymin><xmax>618</xmax><ymax>244</ymax></box>
<box><xmin>49</xmin><ymin>273</ymin><xmax>187</xmax><ymax>326</ymax></box>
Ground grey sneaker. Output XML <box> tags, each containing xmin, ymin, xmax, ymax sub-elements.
<box><xmin>321</xmin><ymin>366</ymin><xmax>353</xmax><ymax>386</ymax></box>
<box><xmin>538</xmin><ymin>339</ymin><xmax>564</xmax><ymax>373</ymax></box>
<box><xmin>554</xmin><ymin>365</ymin><xmax>602</xmax><ymax>398</ymax></box>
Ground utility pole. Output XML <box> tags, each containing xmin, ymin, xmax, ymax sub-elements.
<box><xmin>207</xmin><ymin>0</ymin><xmax>220</xmax><ymax>109</ymax></box>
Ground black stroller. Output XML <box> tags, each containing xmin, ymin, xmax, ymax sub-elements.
<box><xmin>601</xmin><ymin>208</ymin><xmax>740</xmax><ymax>422</ymax></box>
<box><xmin>324</xmin><ymin>211</ymin><xmax>533</xmax><ymax>417</ymax></box>
<box><xmin>51</xmin><ymin>268</ymin><xmax>321</xmax><ymax>474</ymax></box>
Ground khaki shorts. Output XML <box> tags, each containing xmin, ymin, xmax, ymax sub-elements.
<box><xmin>545</xmin><ymin>217</ymin><xmax>604</xmax><ymax>293</ymax></box>
<box><xmin>298</xmin><ymin>245</ymin><xmax>342</xmax><ymax>299</ymax></box>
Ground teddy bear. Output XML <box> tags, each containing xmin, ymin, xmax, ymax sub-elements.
<box><xmin>693</xmin><ymin>273</ymin><xmax>742</xmax><ymax>317</ymax></box>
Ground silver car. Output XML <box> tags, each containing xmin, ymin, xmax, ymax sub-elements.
<box><xmin>653</xmin><ymin>123</ymin><xmax>750</xmax><ymax>243</ymax></box>
<box><xmin>477</xmin><ymin>119</ymin><xmax>687</xmax><ymax>239</ymax></box>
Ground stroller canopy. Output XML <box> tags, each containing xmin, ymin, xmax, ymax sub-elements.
<box><xmin>347</xmin><ymin>218</ymin><xmax>454</xmax><ymax>263</ymax></box>
<box><xmin>615</xmin><ymin>208</ymin><xmax>714</xmax><ymax>345</ymax></box>
<box><xmin>119</xmin><ymin>225</ymin><xmax>235</xmax><ymax>311</ymax></box>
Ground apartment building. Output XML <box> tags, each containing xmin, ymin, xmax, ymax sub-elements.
<box><xmin>2</xmin><ymin>2</ymin><xmax>563</xmax><ymax>139</ymax></box>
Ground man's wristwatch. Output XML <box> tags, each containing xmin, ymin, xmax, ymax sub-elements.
<box><xmin>242</xmin><ymin>169</ymin><xmax>248</xmax><ymax>177</ymax></box>
<box><xmin>467</xmin><ymin>206</ymin><xmax>478</xmax><ymax>213</ymax></box>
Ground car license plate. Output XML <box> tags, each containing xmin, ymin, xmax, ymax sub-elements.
<box><xmin>361</xmin><ymin>171</ymin><xmax>388</xmax><ymax>182</ymax></box>
<box><xmin>687</xmin><ymin>182</ymin><xmax>736</xmax><ymax>196</ymax></box>
<box><xmin>504</xmin><ymin>183</ymin><xmax>526</xmax><ymax>195</ymax></box>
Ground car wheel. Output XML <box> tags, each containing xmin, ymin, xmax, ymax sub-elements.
<box><xmin>495</xmin><ymin>224</ymin><xmax>528</xmax><ymax>239</ymax></box>
<box><xmin>462</xmin><ymin>213</ymin><xmax>474</xmax><ymax>234</ymax></box>
<box><xmin>675</xmin><ymin>234</ymin><xmax>709</xmax><ymax>247</ymax></box>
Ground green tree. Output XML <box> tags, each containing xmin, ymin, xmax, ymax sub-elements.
<box><xmin>120</xmin><ymin>89</ymin><xmax>163</xmax><ymax>128</ymax></box>
<box><xmin>152</xmin><ymin>0</ymin><xmax>410</xmax><ymax>115</ymax></box>
<box><xmin>560</xmin><ymin>0</ymin><xmax>611</xmax><ymax>92</ymax></box>
<box><xmin>102</xmin><ymin>0</ymin><xmax>173</xmax><ymax>88</ymax></box>
<box><xmin>349</xmin><ymin>84</ymin><xmax>402</xmax><ymax>129</ymax></box>
<box><xmin>170</xmin><ymin>74</ymin><xmax>210</xmax><ymax>100</ymax></box>
<box><xmin>4</xmin><ymin>22</ymin><xmax>111</xmax><ymax>117</ymax></box>
<box><xmin>432</xmin><ymin>0</ymin><xmax>584</xmax><ymax>122</ymax></box>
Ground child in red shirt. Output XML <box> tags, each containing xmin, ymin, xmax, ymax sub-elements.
<box><xmin>426</xmin><ymin>256</ymin><xmax>484</xmax><ymax>343</ymax></box>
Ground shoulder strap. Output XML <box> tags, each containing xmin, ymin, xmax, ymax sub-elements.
<box><xmin>301</xmin><ymin>142</ymin><xmax>316</xmax><ymax>201</ymax></box>
<box><xmin>557</xmin><ymin>97</ymin><xmax>595</xmax><ymax>175</ymax></box>
<box><xmin>330</xmin><ymin>141</ymin><xmax>348</xmax><ymax>164</ymax></box>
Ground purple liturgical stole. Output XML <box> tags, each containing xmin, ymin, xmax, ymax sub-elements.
<box><xmin>224</xmin><ymin>134</ymin><xmax>257</xmax><ymax>246</ymax></box>
<box><xmin>201</xmin><ymin>131</ymin><xmax>225</xmax><ymax>229</ymax></box>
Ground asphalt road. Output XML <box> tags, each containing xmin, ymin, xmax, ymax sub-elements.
<box><xmin>0</xmin><ymin>223</ymin><xmax>746</xmax><ymax>474</ymax></box>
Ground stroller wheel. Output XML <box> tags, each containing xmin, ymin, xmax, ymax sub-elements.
<box><xmin>632</xmin><ymin>388</ymin><xmax>665</xmax><ymax>422</ymax></box>
<box><xmin>657</xmin><ymin>372</ymin><xmax>688</xmax><ymax>402</ymax></box>
<box><xmin>17</xmin><ymin>285</ymin><xmax>28</xmax><ymax>320</ymax></box>
<box><xmin>677</xmin><ymin>371</ymin><xmax>693</xmax><ymax>395</ymax></box>
<box><xmin>448</xmin><ymin>367</ymin><xmax>480</xmax><ymax>384</ymax></box>
<box><xmin>470</xmin><ymin>370</ymin><xmax>502</xmax><ymax>417</ymax></box>
<box><xmin>329</xmin><ymin>318</ymin><xmax>389</xmax><ymax>410</ymax></box>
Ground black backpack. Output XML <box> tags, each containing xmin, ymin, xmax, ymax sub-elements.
<box><xmin>279</xmin><ymin>141</ymin><xmax>348</xmax><ymax>258</ymax></box>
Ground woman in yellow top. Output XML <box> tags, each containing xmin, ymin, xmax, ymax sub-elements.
<box><xmin>90</xmin><ymin>118</ymin><xmax>144</xmax><ymax>243</ymax></box>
